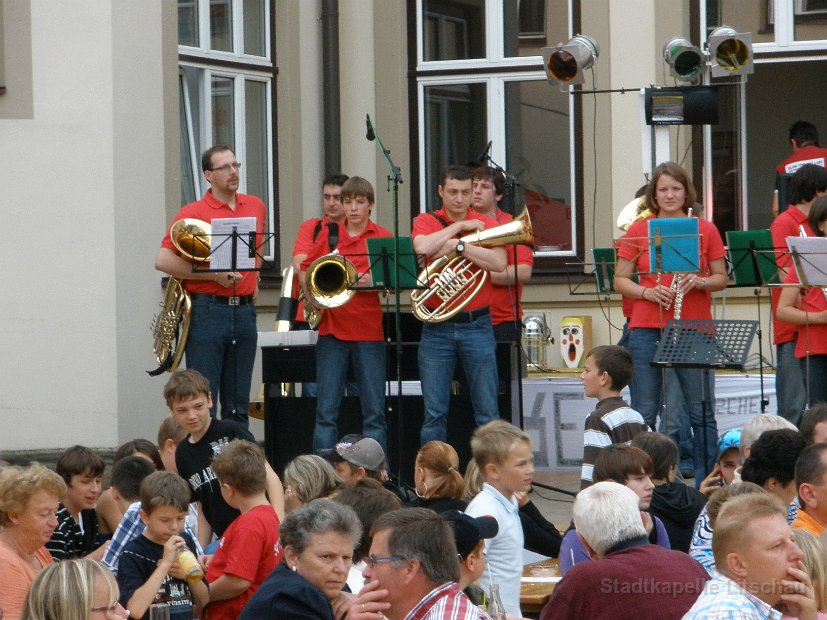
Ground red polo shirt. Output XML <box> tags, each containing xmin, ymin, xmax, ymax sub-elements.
<box><xmin>776</xmin><ymin>145</ymin><xmax>827</xmax><ymax>174</ymax></box>
<box><xmin>771</xmin><ymin>206</ymin><xmax>813</xmax><ymax>345</ymax></box>
<box><xmin>487</xmin><ymin>209</ymin><xmax>533</xmax><ymax>325</ymax></box>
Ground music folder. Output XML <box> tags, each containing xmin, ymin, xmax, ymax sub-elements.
<box><xmin>726</xmin><ymin>229</ymin><xmax>779</xmax><ymax>287</ymax></box>
<box><xmin>366</xmin><ymin>236</ymin><xmax>419</xmax><ymax>289</ymax></box>
<box><xmin>647</xmin><ymin>217</ymin><xmax>700</xmax><ymax>274</ymax></box>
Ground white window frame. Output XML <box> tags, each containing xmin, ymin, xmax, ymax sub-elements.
<box><xmin>179</xmin><ymin>0</ymin><xmax>272</xmax><ymax>66</ymax></box>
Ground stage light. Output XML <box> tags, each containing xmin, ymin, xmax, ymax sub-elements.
<box><xmin>541</xmin><ymin>34</ymin><xmax>599</xmax><ymax>86</ymax></box>
<box><xmin>663</xmin><ymin>37</ymin><xmax>705</xmax><ymax>83</ymax></box>
<box><xmin>708</xmin><ymin>27</ymin><xmax>753</xmax><ymax>78</ymax></box>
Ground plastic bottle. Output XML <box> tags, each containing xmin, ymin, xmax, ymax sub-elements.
<box><xmin>177</xmin><ymin>547</ymin><xmax>204</xmax><ymax>584</ymax></box>
<box><xmin>485</xmin><ymin>584</ymin><xmax>507</xmax><ymax>620</ymax></box>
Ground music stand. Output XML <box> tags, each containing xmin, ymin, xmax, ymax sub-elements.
<box><xmin>366</xmin><ymin>237</ymin><xmax>421</xmax><ymax>289</ymax></box>
<box><xmin>652</xmin><ymin>319</ymin><xmax>758</xmax><ymax>478</ymax></box>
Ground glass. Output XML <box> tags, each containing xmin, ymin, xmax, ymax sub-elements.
<box><xmin>422</xmin><ymin>82</ymin><xmax>487</xmax><ymax>213</ymax></box>
<box><xmin>178</xmin><ymin>0</ymin><xmax>199</xmax><ymax>47</ymax></box>
<box><xmin>211</xmin><ymin>76</ymin><xmax>235</xmax><ymax>148</ymax></box>
<box><xmin>244</xmin><ymin>79</ymin><xmax>270</xmax><ymax>252</ymax></box>
<box><xmin>179</xmin><ymin>73</ymin><xmax>199</xmax><ymax>205</ymax></box>
<box><xmin>707</xmin><ymin>0</ymin><xmax>774</xmax><ymax>44</ymax></box>
<box><xmin>504</xmin><ymin>79</ymin><xmax>572</xmax><ymax>253</ymax></box>
<box><xmin>243</xmin><ymin>0</ymin><xmax>266</xmax><ymax>56</ymax></box>
<box><xmin>210</xmin><ymin>162</ymin><xmax>242</xmax><ymax>172</ymax></box>
<box><xmin>210</xmin><ymin>0</ymin><xmax>233</xmax><ymax>52</ymax></box>
<box><xmin>365</xmin><ymin>554</ymin><xmax>405</xmax><ymax>567</ymax></box>
<box><xmin>710</xmin><ymin>83</ymin><xmax>742</xmax><ymax>235</ymax></box>
<box><xmin>793</xmin><ymin>1</ymin><xmax>827</xmax><ymax>42</ymax></box>
<box><xmin>503</xmin><ymin>0</ymin><xmax>569</xmax><ymax>57</ymax></box>
<box><xmin>148</xmin><ymin>604</ymin><xmax>171</xmax><ymax>620</ymax></box>
<box><xmin>422</xmin><ymin>0</ymin><xmax>485</xmax><ymax>60</ymax></box>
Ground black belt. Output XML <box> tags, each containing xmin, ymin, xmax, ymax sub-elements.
<box><xmin>190</xmin><ymin>293</ymin><xmax>254</xmax><ymax>306</ymax></box>
<box><xmin>442</xmin><ymin>306</ymin><xmax>490</xmax><ymax>324</ymax></box>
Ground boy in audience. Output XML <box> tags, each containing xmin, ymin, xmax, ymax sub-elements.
<box><xmin>118</xmin><ymin>471</ymin><xmax>209</xmax><ymax>618</ymax></box>
<box><xmin>205</xmin><ymin>439</ymin><xmax>283</xmax><ymax>619</ymax></box>
<box><xmin>165</xmin><ymin>369</ymin><xmax>284</xmax><ymax>550</ymax></box>
<box><xmin>465</xmin><ymin>419</ymin><xmax>533</xmax><ymax>617</ymax></box>
<box><xmin>441</xmin><ymin>510</ymin><xmax>498</xmax><ymax>607</ymax></box>
<box><xmin>579</xmin><ymin>345</ymin><xmax>648</xmax><ymax>489</ymax></box>
<box><xmin>47</xmin><ymin>444</ymin><xmax>107</xmax><ymax>560</ymax></box>
<box><xmin>158</xmin><ymin>415</ymin><xmax>187</xmax><ymax>473</ymax></box>
<box><xmin>319</xmin><ymin>433</ymin><xmax>407</xmax><ymax>502</ymax></box>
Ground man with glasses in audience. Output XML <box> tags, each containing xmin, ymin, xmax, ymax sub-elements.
<box><xmin>155</xmin><ymin>145</ymin><xmax>265</xmax><ymax>430</ymax></box>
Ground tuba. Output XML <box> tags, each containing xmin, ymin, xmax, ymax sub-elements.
<box><xmin>304</xmin><ymin>250</ymin><xmax>360</xmax><ymax>319</ymax></box>
<box><xmin>410</xmin><ymin>208</ymin><xmax>534</xmax><ymax>323</ymax></box>
<box><xmin>148</xmin><ymin>219</ymin><xmax>211</xmax><ymax>376</ymax></box>
<box><xmin>616</xmin><ymin>196</ymin><xmax>654</xmax><ymax>231</ymax></box>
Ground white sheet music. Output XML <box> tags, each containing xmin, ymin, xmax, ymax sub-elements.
<box><xmin>211</xmin><ymin>217</ymin><xmax>257</xmax><ymax>270</ymax></box>
<box><xmin>787</xmin><ymin>236</ymin><xmax>827</xmax><ymax>286</ymax></box>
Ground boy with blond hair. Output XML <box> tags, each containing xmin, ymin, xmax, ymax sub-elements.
<box><xmin>465</xmin><ymin>419</ymin><xmax>533</xmax><ymax>617</ymax></box>
<box><xmin>205</xmin><ymin>440</ymin><xmax>283</xmax><ymax>619</ymax></box>
<box><xmin>117</xmin><ymin>471</ymin><xmax>209</xmax><ymax>618</ymax></box>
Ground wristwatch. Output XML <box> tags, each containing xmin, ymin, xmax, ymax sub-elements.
<box><xmin>456</xmin><ymin>240</ymin><xmax>466</xmax><ymax>254</ymax></box>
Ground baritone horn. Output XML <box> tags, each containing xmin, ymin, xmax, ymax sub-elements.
<box><xmin>616</xmin><ymin>196</ymin><xmax>654</xmax><ymax>231</ymax></box>
<box><xmin>148</xmin><ymin>218</ymin><xmax>211</xmax><ymax>376</ymax></box>
<box><xmin>410</xmin><ymin>208</ymin><xmax>534</xmax><ymax>323</ymax></box>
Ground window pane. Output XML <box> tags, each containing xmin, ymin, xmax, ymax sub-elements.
<box><xmin>710</xmin><ymin>85</ymin><xmax>741</xmax><ymax>235</ymax></box>
<box><xmin>505</xmin><ymin>79</ymin><xmax>572</xmax><ymax>252</ymax></box>
<box><xmin>210</xmin><ymin>0</ymin><xmax>233</xmax><ymax>52</ymax></box>
<box><xmin>245</xmin><ymin>80</ymin><xmax>269</xmax><ymax>253</ymax></box>
<box><xmin>178</xmin><ymin>0</ymin><xmax>199</xmax><ymax>47</ymax></box>
<box><xmin>423</xmin><ymin>82</ymin><xmax>487</xmax><ymax>213</ymax></box>
<box><xmin>503</xmin><ymin>0</ymin><xmax>569</xmax><ymax>57</ymax></box>
<box><xmin>707</xmin><ymin>0</ymin><xmax>774</xmax><ymax>44</ymax></box>
<box><xmin>794</xmin><ymin>1</ymin><xmax>827</xmax><ymax>41</ymax></box>
<box><xmin>179</xmin><ymin>74</ymin><xmax>198</xmax><ymax>205</ymax></box>
<box><xmin>422</xmin><ymin>0</ymin><xmax>485</xmax><ymax>61</ymax></box>
<box><xmin>211</xmin><ymin>76</ymin><xmax>235</xmax><ymax>148</ymax></box>
<box><xmin>243</xmin><ymin>0</ymin><xmax>266</xmax><ymax>56</ymax></box>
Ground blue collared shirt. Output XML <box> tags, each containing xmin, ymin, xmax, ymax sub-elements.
<box><xmin>682</xmin><ymin>573</ymin><xmax>782</xmax><ymax>620</ymax></box>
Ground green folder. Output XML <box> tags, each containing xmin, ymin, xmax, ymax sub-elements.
<box><xmin>726</xmin><ymin>229</ymin><xmax>779</xmax><ymax>287</ymax></box>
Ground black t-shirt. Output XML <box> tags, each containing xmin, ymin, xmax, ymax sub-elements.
<box><xmin>175</xmin><ymin>419</ymin><xmax>255</xmax><ymax>537</ymax></box>
<box><xmin>117</xmin><ymin>532</ymin><xmax>199</xmax><ymax>619</ymax></box>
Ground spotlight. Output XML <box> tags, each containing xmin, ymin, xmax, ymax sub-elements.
<box><xmin>663</xmin><ymin>37</ymin><xmax>705</xmax><ymax>83</ymax></box>
<box><xmin>541</xmin><ymin>34</ymin><xmax>599</xmax><ymax>86</ymax></box>
<box><xmin>708</xmin><ymin>27</ymin><xmax>753</xmax><ymax>78</ymax></box>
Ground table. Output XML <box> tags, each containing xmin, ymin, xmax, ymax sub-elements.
<box><xmin>520</xmin><ymin>559</ymin><xmax>560</xmax><ymax>616</ymax></box>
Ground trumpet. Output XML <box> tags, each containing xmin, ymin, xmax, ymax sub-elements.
<box><xmin>410</xmin><ymin>209</ymin><xmax>534</xmax><ymax>323</ymax></box>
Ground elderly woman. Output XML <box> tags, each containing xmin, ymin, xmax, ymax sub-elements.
<box><xmin>283</xmin><ymin>454</ymin><xmax>345</xmax><ymax>513</ymax></box>
<box><xmin>0</xmin><ymin>463</ymin><xmax>67</xmax><ymax>620</ymax></box>
<box><xmin>22</xmin><ymin>557</ymin><xmax>128</xmax><ymax>620</ymax></box>
<box><xmin>239</xmin><ymin>499</ymin><xmax>362</xmax><ymax>619</ymax></box>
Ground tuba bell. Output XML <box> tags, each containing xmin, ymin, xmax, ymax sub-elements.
<box><xmin>410</xmin><ymin>208</ymin><xmax>534</xmax><ymax>323</ymax></box>
<box><xmin>304</xmin><ymin>250</ymin><xmax>360</xmax><ymax>319</ymax></box>
<box><xmin>148</xmin><ymin>218</ymin><xmax>211</xmax><ymax>376</ymax></box>
<box><xmin>616</xmin><ymin>197</ymin><xmax>654</xmax><ymax>231</ymax></box>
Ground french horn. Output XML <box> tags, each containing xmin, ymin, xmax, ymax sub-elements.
<box><xmin>148</xmin><ymin>218</ymin><xmax>211</xmax><ymax>376</ymax></box>
<box><xmin>410</xmin><ymin>208</ymin><xmax>534</xmax><ymax>323</ymax></box>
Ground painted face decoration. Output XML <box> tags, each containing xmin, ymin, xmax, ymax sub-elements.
<box><xmin>560</xmin><ymin>317</ymin><xmax>585</xmax><ymax>369</ymax></box>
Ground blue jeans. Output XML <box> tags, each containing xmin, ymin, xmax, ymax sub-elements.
<box><xmin>802</xmin><ymin>354</ymin><xmax>827</xmax><ymax>407</ymax></box>
<box><xmin>312</xmin><ymin>336</ymin><xmax>387</xmax><ymax>454</ymax></box>
<box><xmin>627</xmin><ymin>328</ymin><xmax>718</xmax><ymax>483</ymax></box>
<box><xmin>418</xmin><ymin>314</ymin><xmax>500</xmax><ymax>444</ymax></box>
<box><xmin>185</xmin><ymin>297</ymin><xmax>258</xmax><ymax>429</ymax></box>
<box><xmin>777</xmin><ymin>341</ymin><xmax>807</xmax><ymax>425</ymax></box>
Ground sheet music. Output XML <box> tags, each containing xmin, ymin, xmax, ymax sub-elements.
<box><xmin>211</xmin><ymin>217</ymin><xmax>257</xmax><ymax>270</ymax></box>
<box><xmin>786</xmin><ymin>236</ymin><xmax>827</xmax><ymax>287</ymax></box>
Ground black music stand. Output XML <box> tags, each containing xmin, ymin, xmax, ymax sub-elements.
<box><xmin>652</xmin><ymin>319</ymin><xmax>758</xmax><ymax>478</ymax></box>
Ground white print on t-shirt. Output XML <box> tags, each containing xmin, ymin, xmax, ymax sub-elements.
<box><xmin>188</xmin><ymin>467</ymin><xmax>218</xmax><ymax>494</ymax></box>
<box><xmin>785</xmin><ymin>157</ymin><xmax>826</xmax><ymax>173</ymax></box>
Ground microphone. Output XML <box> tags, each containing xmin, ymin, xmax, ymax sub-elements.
<box><xmin>478</xmin><ymin>140</ymin><xmax>492</xmax><ymax>163</ymax></box>
<box><xmin>366</xmin><ymin>114</ymin><xmax>375</xmax><ymax>142</ymax></box>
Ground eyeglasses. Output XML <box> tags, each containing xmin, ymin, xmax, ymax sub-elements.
<box><xmin>209</xmin><ymin>162</ymin><xmax>242</xmax><ymax>173</ymax></box>
<box><xmin>91</xmin><ymin>601</ymin><xmax>128</xmax><ymax>616</ymax></box>
<box><xmin>365</xmin><ymin>554</ymin><xmax>405</xmax><ymax>568</ymax></box>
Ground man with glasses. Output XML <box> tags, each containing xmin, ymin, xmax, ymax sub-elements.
<box><xmin>349</xmin><ymin>507</ymin><xmax>488</xmax><ymax>620</ymax></box>
<box><xmin>155</xmin><ymin>144</ymin><xmax>264</xmax><ymax>430</ymax></box>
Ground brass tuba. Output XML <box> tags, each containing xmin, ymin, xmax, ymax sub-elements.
<box><xmin>616</xmin><ymin>197</ymin><xmax>654</xmax><ymax>231</ymax></box>
<box><xmin>304</xmin><ymin>250</ymin><xmax>360</xmax><ymax>317</ymax></box>
<box><xmin>410</xmin><ymin>208</ymin><xmax>534</xmax><ymax>323</ymax></box>
<box><xmin>148</xmin><ymin>219</ymin><xmax>211</xmax><ymax>376</ymax></box>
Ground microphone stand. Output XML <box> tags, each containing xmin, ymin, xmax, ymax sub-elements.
<box><xmin>481</xmin><ymin>152</ymin><xmax>525</xmax><ymax>426</ymax></box>
<box><xmin>366</xmin><ymin>114</ymin><xmax>405</xmax><ymax>479</ymax></box>
<box><xmin>531</xmin><ymin>480</ymin><xmax>577</xmax><ymax>498</ymax></box>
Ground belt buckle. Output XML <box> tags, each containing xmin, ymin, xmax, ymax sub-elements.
<box><xmin>228</xmin><ymin>296</ymin><xmax>240</xmax><ymax>306</ymax></box>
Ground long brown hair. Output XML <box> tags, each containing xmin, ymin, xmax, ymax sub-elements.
<box><xmin>415</xmin><ymin>441</ymin><xmax>465</xmax><ymax>499</ymax></box>
<box><xmin>643</xmin><ymin>161</ymin><xmax>696</xmax><ymax>215</ymax></box>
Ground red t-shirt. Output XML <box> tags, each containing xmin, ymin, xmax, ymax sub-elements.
<box><xmin>488</xmin><ymin>209</ymin><xmax>534</xmax><ymax>325</ymax></box>
<box><xmin>411</xmin><ymin>208</ymin><xmax>501</xmax><ymax>313</ymax></box>
<box><xmin>161</xmin><ymin>189</ymin><xmax>265</xmax><ymax>297</ymax></box>
<box><xmin>771</xmin><ymin>207</ymin><xmax>813</xmax><ymax>345</ymax></box>
<box><xmin>783</xmin><ymin>270</ymin><xmax>827</xmax><ymax>358</ymax></box>
<box><xmin>292</xmin><ymin>216</ymin><xmax>328</xmax><ymax>322</ymax></box>
<box><xmin>204</xmin><ymin>505</ymin><xmax>282</xmax><ymax>620</ymax></box>
<box><xmin>300</xmin><ymin>219</ymin><xmax>392</xmax><ymax>341</ymax></box>
<box><xmin>617</xmin><ymin>216</ymin><xmax>726</xmax><ymax>329</ymax></box>
<box><xmin>776</xmin><ymin>145</ymin><xmax>827</xmax><ymax>174</ymax></box>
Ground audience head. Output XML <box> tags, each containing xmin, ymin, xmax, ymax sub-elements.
<box><xmin>471</xmin><ymin>420</ymin><xmax>534</xmax><ymax>496</ymax></box>
<box><xmin>0</xmin><ymin>463</ymin><xmax>66</xmax><ymax>549</ymax></box>
<box><xmin>283</xmin><ymin>454</ymin><xmax>344</xmax><ymax>513</ymax></box>
<box><xmin>741</xmin><ymin>428</ymin><xmax>807</xmax><ymax>505</ymax></box>
<box><xmin>341</xmin><ymin>175</ymin><xmax>375</xmax><ymax>205</ymax></box>
<box><xmin>113</xmin><ymin>439</ymin><xmax>164</xmax><ymax>472</ymax></box>
<box><xmin>55</xmin><ymin>445</ymin><xmax>105</xmax><ymax>513</ymax></box>
<box><xmin>441</xmin><ymin>510</ymin><xmax>498</xmax><ymax>588</ymax></box>
<box><xmin>809</xmin><ymin>196</ymin><xmax>827</xmax><ymax>238</ymax></box>
<box><xmin>333</xmin><ymin>478</ymin><xmax>402</xmax><ymax>563</ymax></box>
<box><xmin>792</xmin><ymin>530</ymin><xmax>827</xmax><ymax>611</ymax></box>
<box><xmin>210</xmin><ymin>439</ymin><xmax>267</xmax><ymax>501</ymax></box>
<box><xmin>800</xmin><ymin>403</ymin><xmax>827</xmax><ymax>444</ymax></box>
<box><xmin>109</xmin><ymin>455</ymin><xmax>156</xmax><ymax>504</ymax></box>
<box><xmin>163</xmin><ymin>368</ymin><xmax>212</xmax><ymax>409</ymax></box>
<box><xmin>644</xmin><ymin>161</ymin><xmax>696</xmax><ymax>215</ymax></box>
<box><xmin>21</xmin><ymin>557</ymin><xmax>127</xmax><ymax>620</ymax></box>
<box><xmin>582</xmin><ymin>345</ymin><xmax>634</xmax><ymax>394</ymax></box>
<box><xmin>740</xmin><ymin>414</ymin><xmax>796</xmax><ymax>459</ymax></box>
<box><xmin>320</xmin><ymin>434</ymin><xmax>386</xmax><ymax>484</ymax></box>
<box><xmin>157</xmin><ymin>415</ymin><xmax>187</xmax><ymax>473</ymax></box>
<box><xmin>706</xmin><ymin>481</ymin><xmax>767</xmax><ymax>528</ymax></box>
<box><xmin>573</xmin><ymin>481</ymin><xmax>647</xmax><ymax>558</ymax></box>
<box><xmin>716</xmin><ymin>428</ymin><xmax>742</xmax><ymax>485</ymax></box>
<box><xmin>592</xmin><ymin>444</ymin><xmax>655</xmax><ymax>510</ymax></box>
<box><xmin>280</xmin><ymin>499</ymin><xmax>362</xmax><ymax>602</ymax></box>
<box><xmin>366</xmin><ymin>507</ymin><xmax>460</xmax><ymax>617</ymax></box>
<box><xmin>631</xmin><ymin>432</ymin><xmax>678</xmax><ymax>481</ymax></box>
<box><xmin>712</xmin><ymin>493</ymin><xmax>801</xmax><ymax>606</ymax></box>
<box><xmin>462</xmin><ymin>458</ymin><xmax>483</xmax><ymax>502</ymax></box>
<box><xmin>795</xmin><ymin>442</ymin><xmax>827</xmax><ymax>523</ymax></box>
<box><xmin>789</xmin><ymin>163</ymin><xmax>827</xmax><ymax>206</ymax></box>
<box><xmin>414</xmin><ymin>441</ymin><xmax>465</xmax><ymax>500</ymax></box>
<box><xmin>789</xmin><ymin>120</ymin><xmax>820</xmax><ymax>148</ymax></box>
<box><xmin>139</xmin><ymin>471</ymin><xmax>190</xmax><ymax>518</ymax></box>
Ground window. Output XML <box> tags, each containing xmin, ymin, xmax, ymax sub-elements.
<box><xmin>414</xmin><ymin>0</ymin><xmax>577</xmax><ymax>268</ymax></box>
<box><xmin>178</xmin><ymin>0</ymin><xmax>276</xmax><ymax>260</ymax></box>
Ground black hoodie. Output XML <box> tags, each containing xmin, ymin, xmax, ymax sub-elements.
<box><xmin>649</xmin><ymin>481</ymin><xmax>707</xmax><ymax>553</ymax></box>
